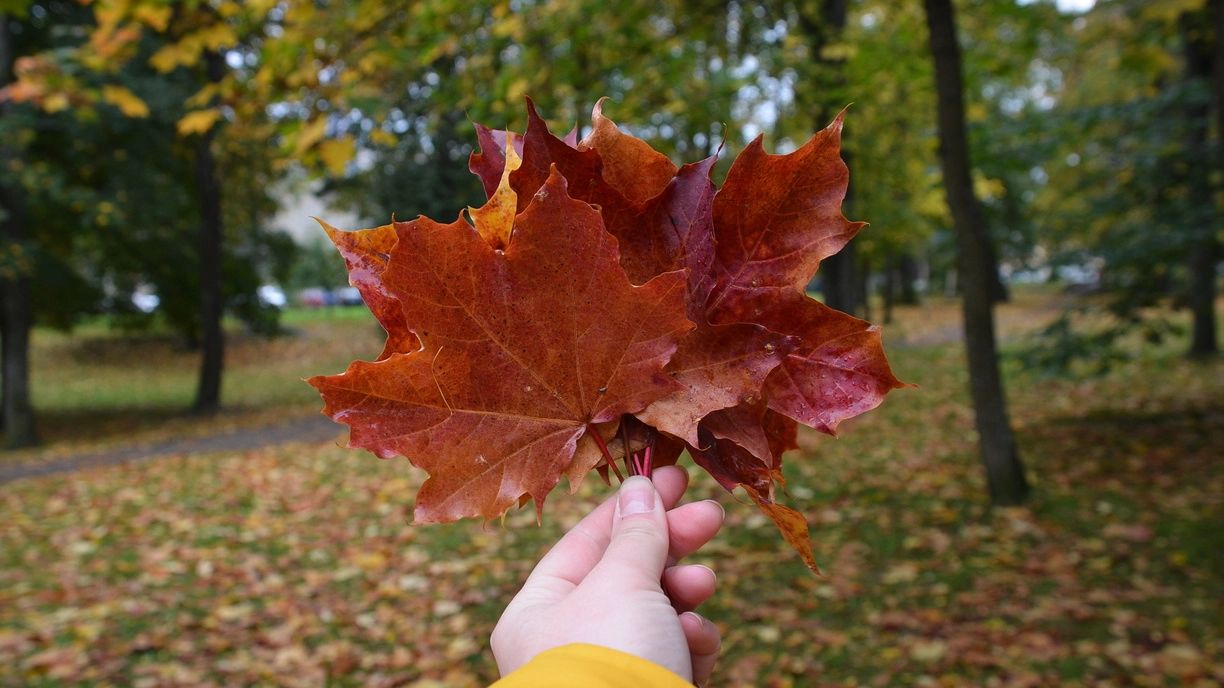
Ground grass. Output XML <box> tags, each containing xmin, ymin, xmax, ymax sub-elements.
<box><xmin>2</xmin><ymin>307</ymin><xmax>384</xmax><ymax>462</ymax></box>
<box><xmin>0</xmin><ymin>290</ymin><xmax>1220</xmax><ymax>686</ymax></box>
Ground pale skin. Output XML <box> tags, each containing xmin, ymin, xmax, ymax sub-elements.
<box><xmin>491</xmin><ymin>466</ymin><xmax>725</xmax><ymax>686</ymax></box>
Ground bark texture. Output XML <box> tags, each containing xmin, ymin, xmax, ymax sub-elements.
<box><xmin>0</xmin><ymin>15</ymin><xmax>37</xmax><ymax>448</ymax></box>
<box><xmin>192</xmin><ymin>51</ymin><xmax>226</xmax><ymax>414</ymax></box>
<box><xmin>1187</xmin><ymin>0</ymin><xmax>1221</xmax><ymax>358</ymax></box>
<box><xmin>924</xmin><ymin>0</ymin><xmax>1029</xmax><ymax>504</ymax></box>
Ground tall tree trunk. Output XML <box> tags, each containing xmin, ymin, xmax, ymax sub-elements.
<box><xmin>821</xmin><ymin>242</ymin><xmax>859</xmax><ymax>314</ymax></box>
<box><xmin>0</xmin><ymin>16</ymin><xmax>37</xmax><ymax>448</ymax></box>
<box><xmin>799</xmin><ymin>0</ymin><xmax>862</xmax><ymax>315</ymax></box>
<box><xmin>924</xmin><ymin>0</ymin><xmax>1028</xmax><ymax>505</ymax></box>
<box><xmin>984</xmin><ymin>227</ymin><xmax>1010</xmax><ymax>304</ymax></box>
<box><xmin>192</xmin><ymin>51</ymin><xmax>226</xmax><ymax>415</ymax></box>
<box><xmin>1186</xmin><ymin>0</ymin><xmax>1222</xmax><ymax>358</ymax></box>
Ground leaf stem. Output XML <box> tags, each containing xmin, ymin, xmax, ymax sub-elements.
<box><xmin>588</xmin><ymin>424</ymin><xmax>624</xmax><ymax>482</ymax></box>
<box><xmin>620</xmin><ymin>418</ymin><xmax>633</xmax><ymax>477</ymax></box>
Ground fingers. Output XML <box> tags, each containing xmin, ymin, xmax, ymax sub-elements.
<box><xmin>587</xmin><ymin>476</ymin><xmax>670</xmax><ymax>586</ymax></box>
<box><xmin>662</xmin><ymin>564</ymin><xmax>716</xmax><ymax>612</ymax></box>
<box><xmin>680</xmin><ymin>612</ymin><xmax>721</xmax><ymax>688</ymax></box>
<box><xmin>525</xmin><ymin>466</ymin><xmax>689</xmax><ymax>591</ymax></box>
<box><xmin>664</xmin><ymin>499</ymin><xmax>724</xmax><ymax>566</ymax></box>
<box><xmin>652</xmin><ymin>465</ymin><xmax>690</xmax><ymax>509</ymax></box>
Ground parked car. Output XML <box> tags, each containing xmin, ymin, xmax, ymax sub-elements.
<box><xmin>297</xmin><ymin>287</ymin><xmax>332</xmax><ymax>308</ymax></box>
<box><xmin>334</xmin><ymin>286</ymin><xmax>363</xmax><ymax>306</ymax></box>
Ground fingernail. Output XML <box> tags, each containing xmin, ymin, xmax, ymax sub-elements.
<box><xmin>619</xmin><ymin>476</ymin><xmax>655</xmax><ymax>516</ymax></box>
<box><xmin>696</xmin><ymin>564</ymin><xmax>717</xmax><ymax>583</ymax></box>
<box><xmin>681</xmin><ymin>611</ymin><xmax>706</xmax><ymax>627</ymax></box>
<box><xmin>703</xmin><ymin>499</ymin><xmax>725</xmax><ymax>520</ymax></box>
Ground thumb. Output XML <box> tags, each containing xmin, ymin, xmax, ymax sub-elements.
<box><xmin>588</xmin><ymin>476</ymin><xmax>671</xmax><ymax>586</ymax></box>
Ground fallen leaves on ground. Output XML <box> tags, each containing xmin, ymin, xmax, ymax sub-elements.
<box><xmin>1</xmin><ymin>295</ymin><xmax>1221</xmax><ymax>687</ymax></box>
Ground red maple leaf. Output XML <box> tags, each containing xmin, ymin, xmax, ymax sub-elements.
<box><xmin>311</xmin><ymin>98</ymin><xmax>905</xmax><ymax>571</ymax></box>
<box><xmin>310</xmin><ymin>170</ymin><xmax>692</xmax><ymax>522</ymax></box>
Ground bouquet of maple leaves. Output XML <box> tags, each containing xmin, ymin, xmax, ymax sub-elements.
<box><xmin>309</xmin><ymin>99</ymin><xmax>904</xmax><ymax>571</ymax></box>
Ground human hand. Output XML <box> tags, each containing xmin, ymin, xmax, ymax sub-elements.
<box><xmin>491</xmin><ymin>466</ymin><xmax>724</xmax><ymax>686</ymax></box>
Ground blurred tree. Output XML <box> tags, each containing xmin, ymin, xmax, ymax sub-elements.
<box><xmin>326</xmin><ymin>0</ymin><xmax>750</xmax><ymax>224</ymax></box>
<box><xmin>1211</xmin><ymin>0</ymin><xmax>1224</xmax><ymax>356</ymax></box>
<box><xmin>287</xmin><ymin>239</ymin><xmax>348</xmax><ymax>293</ymax></box>
<box><xmin>1183</xmin><ymin>3</ymin><xmax>1218</xmax><ymax>357</ymax></box>
<box><xmin>2</xmin><ymin>0</ymin><xmax>292</xmax><ymax>432</ymax></box>
<box><xmin>0</xmin><ymin>10</ymin><xmax>36</xmax><ymax>447</ymax></box>
<box><xmin>924</xmin><ymin>0</ymin><xmax>1029</xmax><ymax>505</ymax></box>
<box><xmin>1030</xmin><ymin>0</ymin><xmax>1220</xmax><ymax>363</ymax></box>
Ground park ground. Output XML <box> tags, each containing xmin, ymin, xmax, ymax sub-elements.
<box><xmin>0</xmin><ymin>289</ymin><xmax>1220</xmax><ymax>687</ymax></box>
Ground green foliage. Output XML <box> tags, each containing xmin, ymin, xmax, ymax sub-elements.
<box><xmin>1015</xmin><ymin>306</ymin><xmax>1184</xmax><ymax>378</ymax></box>
<box><xmin>5</xmin><ymin>3</ymin><xmax>289</xmax><ymax>342</ymax></box>
<box><xmin>287</xmin><ymin>239</ymin><xmax>349</xmax><ymax>292</ymax></box>
<box><xmin>1023</xmin><ymin>0</ymin><xmax>1220</xmax><ymax>364</ymax></box>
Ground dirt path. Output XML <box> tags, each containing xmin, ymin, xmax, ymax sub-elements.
<box><xmin>0</xmin><ymin>414</ymin><xmax>343</xmax><ymax>486</ymax></box>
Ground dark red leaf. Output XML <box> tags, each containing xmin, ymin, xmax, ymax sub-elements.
<box><xmin>637</xmin><ymin>322</ymin><xmax>794</xmax><ymax>445</ymax></box>
<box><xmin>469</xmin><ymin>123</ymin><xmax>523</xmax><ymax>199</ymax></box>
<box><xmin>310</xmin><ymin>170</ymin><xmax>692</xmax><ymax>521</ymax></box>
<box><xmin>706</xmin><ymin>112</ymin><xmax>865</xmax><ymax>324</ymax></box>
<box><xmin>510</xmin><ymin>99</ymin><xmax>629</xmax><ymax>217</ymax></box>
<box><xmin>755</xmin><ymin>295</ymin><xmax>908</xmax><ymax>435</ymax></box>
<box><xmin>609</xmin><ymin>157</ymin><xmax>719</xmax><ymax>308</ymax></box>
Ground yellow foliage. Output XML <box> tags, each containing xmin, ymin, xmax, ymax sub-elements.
<box><xmin>247</xmin><ymin>0</ymin><xmax>279</xmax><ymax>20</ymax></box>
<box><xmin>185</xmin><ymin>84</ymin><xmax>219</xmax><ymax>109</ymax></box>
<box><xmin>101</xmin><ymin>84</ymin><xmax>149</xmax><ymax>118</ymax></box>
<box><xmin>505</xmin><ymin>78</ymin><xmax>529</xmax><ymax>105</ymax></box>
<box><xmin>492</xmin><ymin>15</ymin><xmax>524</xmax><ymax>40</ymax></box>
<box><xmin>43</xmin><ymin>93</ymin><xmax>70</xmax><ymax>113</ymax></box>
<box><xmin>88</xmin><ymin>25</ymin><xmax>141</xmax><ymax>65</ymax></box>
<box><xmin>149</xmin><ymin>24</ymin><xmax>237</xmax><ymax>73</ymax></box>
<box><xmin>294</xmin><ymin>118</ymin><xmax>328</xmax><ymax>156</ymax></box>
<box><xmin>357</xmin><ymin>53</ymin><xmax>390</xmax><ymax>75</ymax></box>
<box><xmin>369</xmin><ymin>129</ymin><xmax>398</xmax><ymax>147</ymax></box>
<box><xmin>973</xmin><ymin>175</ymin><xmax>1005</xmax><ymax>202</ymax></box>
<box><xmin>217</xmin><ymin>0</ymin><xmax>242</xmax><ymax>19</ymax></box>
<box><xmin>1140</xmin><ymin>0</ymin><xmax>1205</xmax><ymax>23</ymax></box>
<box><xmin>177</xmin><ymin>108</ymin><xmax>221</xmax><ymax>136</ymax></box>
<box><xmin>149</xmin><ymin>42</ymin><xmax>194</xmax><ymax>73</ymax></box>
<box><xmin>819</xmin><ymin>42</ymin><xmax>857</xmax><ymax>61</ymax></box>
<box><xmin>197</xmin><ymin>24</ymin><xmax>238</xmax><ymax>51</ymax></box>
<box><xmin>132</xmin><ymin>4</ymin><xmax>172</xmax><ymax>32</ymax></box>
<box><xmin>318</xmin><ymin>137</ymin><xmax>355</xmax><ymax>175</ymax></box>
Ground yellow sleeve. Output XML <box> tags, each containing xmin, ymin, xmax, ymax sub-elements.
<box><xmin>490</xmin><ymin>643</ymin><xmax>691</xmax><ymax>688</ymax></box>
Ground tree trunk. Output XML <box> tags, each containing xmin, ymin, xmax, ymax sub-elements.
<box><xmin>924</xmin><ymin>0</ymin><xmax>1029</xmax><ymax>505</ymax></box>
<box><xmin>192</xmin><ymin>51</ymin><xmax>226</xmax><ymax>415</ymax></box>
<box><xmin>882</xmin><ymin>255</ymin><xmax>897</xmax><ymax>325</ymax></box>
<box><xmin>985</xmin><ymin>231</ymin><xmax>1010</xmax><ymax>304</ymax></box>
<box><xmin>821</xmin><ymin>241</ymin><xmax>860</xmax><ymax>314</ymax></box>
<box><xmin>857</xmin><ymin>254</ymin><xmax>872</xmax><ymax>322</ymax></box>
<box><xmin>899</xmin><ymin>253</ymin><xmax>921</xmax><ymax>305</ymax></box>
<box><xmin>1187</xmin><ymin>0</ymin><xmax>1222</xmax><ymax>358</ymax></box>
<box><xmin>800</xmin><ymin>0</ymin><xmax>862</xmax><ymax>316</ymax></box>
<box><xmin>0</xmin><ymin>16</ymin><xmax>37</xmax><ymax>448</ymax></box>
